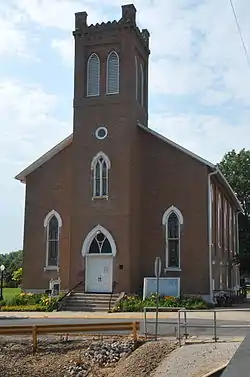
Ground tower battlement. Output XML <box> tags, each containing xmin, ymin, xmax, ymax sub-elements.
<box><xmin>73</xmin><ymin>4</ymin><xmax>150</xmax><ymax>50</ymax></box>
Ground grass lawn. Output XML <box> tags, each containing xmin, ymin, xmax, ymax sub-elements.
<box><xmin>2</xmin><ymin>287</ymin><xmax>21</xmax><ymax>300</ymax></box>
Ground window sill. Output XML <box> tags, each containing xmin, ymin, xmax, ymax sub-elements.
<box><xmin>44</xmin><ymin>266</ymin><xmax>59</xmax><ymax>272</ymax></box>
<box><xmin>92</xmin><ymin>195</ymin><xmax>108</xmax><ymax>200</ymax></box>
<box><xmin>164</xmin><ymin>267</ymin><xmax>182</xmax><ymax>272</ymax></box>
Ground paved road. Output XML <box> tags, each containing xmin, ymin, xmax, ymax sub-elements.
<box><xmin>0</xmin><ymin>317</ymin><xmax>249</xmax><ymax>339</ymax></box>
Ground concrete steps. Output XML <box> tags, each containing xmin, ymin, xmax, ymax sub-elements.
<box><xmin>61</xmin><ymin>292</ymin><xmax>122</xmax><ymax>312</ymax></box>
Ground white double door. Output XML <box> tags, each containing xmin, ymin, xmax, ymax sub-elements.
<box><xmin>85</xmin><ymin>255</ymin><xmax>113</xmax><ymax>293</ymax></box>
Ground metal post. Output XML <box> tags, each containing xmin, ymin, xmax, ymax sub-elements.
<box><xmin>213</xmin><ymin>310</ymin><xmax>218</xmax><ymax>342</ymax></box>
<box><xmin>155</xmin><ymin>276</ymin><xmax>159</xmax><ymax>341</ymax></box>
<box><xmin>143</xmin><ymin>307</ymin><xmax>147</xmax><ymax>339</ymax></box>
<box><xmin>177</xmin><ymin>310</ymin><xmax>181</xmax><ymax>345</ymax></box>
<box><xmin>184</xmin><ymin>311</ymin><xmax>188</xmax><ymax>339</ymax></box>
<box><xmin>0</xmin><ymin>270</ymin><xmax>3</xmax><ymax>301</ymax></box>
<box><xmin>32</xmin><ymin>326</ymin><xmax>38</xmax><ymax>354</ymax></box>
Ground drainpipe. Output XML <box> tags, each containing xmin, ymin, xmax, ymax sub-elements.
<box><xmin>208</xmin><ymin>169</ymin><xmax>218</xmax><ymax>303</ymax></box>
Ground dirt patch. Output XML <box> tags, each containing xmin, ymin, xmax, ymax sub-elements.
<box><xmin>109</xmin><ymin>340</ymin><xmax>177</xmax><ymax>377</ymax></box>
<box><xmin>0</xmin><ymin>335</ymin><xmax>134</xmax><ymax>377</ymax></box>
<box><xmin>0</xmin><ymin>336</ymin><xmax>177</xmax><ymax>377</ymax></box>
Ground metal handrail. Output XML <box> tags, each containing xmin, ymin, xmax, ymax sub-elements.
<box><xmin>177</xmin><ymin>308</ymin><xmax>250</xmax><ymax>345</ymax></box>
<box><xmin>55</xmin><ymin>280</ymin><xmax>83</xmax><ymax>311</ymax></box>
<box><xmin>108</xmin><ymin>281</ymin><xmax>118</xmax><ymax>312</ymax></box>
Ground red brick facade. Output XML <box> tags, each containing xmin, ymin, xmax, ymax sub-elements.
<box><xmin>16</xmin><ymin>4</ymin><xmax>241</xmax><ymax>301</ymax></box>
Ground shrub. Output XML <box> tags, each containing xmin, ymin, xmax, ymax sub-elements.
<box><xmin>0</xmin><ymin>305</ymin><xmax>47</xmax><ymax>312</ymax></box>
<box><xmin>1</xmin><ymin>292</ymin><xmax>60</xmax><ymax>312</ymax></box>
<box><xmin>113</xmin><ymin>293</ymin><xmax>211</xmax><ymax>312</ymax></box>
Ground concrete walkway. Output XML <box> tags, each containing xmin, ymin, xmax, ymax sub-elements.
<box><xmin>0</xmin><ymin>308</ymin><xmax>250</xmax><ymax>321</ymax></box>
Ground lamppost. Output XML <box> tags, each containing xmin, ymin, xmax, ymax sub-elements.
<box><xmin>0</xmin><ymin>264</ymin><xmax>5</xmax><ymax>301</ymax></box>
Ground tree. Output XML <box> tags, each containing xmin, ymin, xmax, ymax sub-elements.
<box><xmin>0</xmin><ymin>250</ymin><xmax>23</xmax><ymax>287</ymax></box>
<box><xmin>12</xmin><ymin>267</ymin><xmax>23</xmax><ymax>285</ymax></box>
<box><xmin>218</xmin><ymin>149</ymin><xmax>250</xmax><ymax>274</ymax></box>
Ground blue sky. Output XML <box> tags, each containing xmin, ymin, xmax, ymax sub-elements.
<box><xmin>1</xmin><ymin>0</ymin><xmax>250</xmax><ymax>253</ymax></box>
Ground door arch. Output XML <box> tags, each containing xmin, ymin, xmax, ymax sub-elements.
<box><xmin>82</xmin><ymin>225</ymin><xmax>116</xmax><ymax>293</ymax></box>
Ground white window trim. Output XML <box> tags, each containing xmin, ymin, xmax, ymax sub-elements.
<box><xmin>106</xmin><ymin>51</ymin><xmax>119</xmax><ymax>95</ymax></box>
<box><xmin>44</xmin><ymin>210</ymin><xmax>62</xmax><ymax>270</ymax></box>
<box><xmin>162</xmin><ymin>206</ymin><xmax>183</xmax><ymax>271</ymax></box>
<box><xmin>81</xmin><ymin>224</ymin><xmax>117</xmax><ymax>257</ymax></box>
<box><xmin>87</xmin><ymin>53</ymin><xmax>100</xmax><ymax>97</ymax></box>
<box><xmin>91</xmin><ymin>151</ymin><xmax>111</xmax><ymax>199</ymax></box>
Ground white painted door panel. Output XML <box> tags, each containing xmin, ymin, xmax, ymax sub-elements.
<box><xmin>86</xmin><ymin>256</ymin><xmax>112</xmax><ymax>293</ymax></box>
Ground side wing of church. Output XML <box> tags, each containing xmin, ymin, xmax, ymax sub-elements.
<box><xmin>15</xmin><ymin>4</ymin><xmax>242</xmax><ymax>303</ymax></box>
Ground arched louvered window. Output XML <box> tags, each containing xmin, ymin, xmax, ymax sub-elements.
<box><xmin>91</xmin><ymin>152</ymin><xmax>111</xmax><ymax>198</ymax></box>
<box><xmin>87</xmin><ymin>53</ymin><xmax>100</xmax><ymax>97</ymax></box>
<box><xmin>162</xmin><ymin>206</ymin><xmax>183</xmax><ymax>269</ymax></box>
<box><xmin>44</xmin><ymin>210</ymin><xmax>62</xmax><ymax>269</ymax></box>
<box><xmin>106</xmin><ymin>51</ymin><xmax>119</xmax><ymax>94</ymax></box>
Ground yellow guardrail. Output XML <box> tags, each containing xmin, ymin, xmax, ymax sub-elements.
<box><xmin>0</xmin><ymin>321</ymin><xmax>140</xmax><ymax>354</ymax></box>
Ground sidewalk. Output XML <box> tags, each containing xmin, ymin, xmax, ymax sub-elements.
<box><xmin>1</xmin><ymin>309</ymin><xmax>250</xmax><ymax>321</ymax></box>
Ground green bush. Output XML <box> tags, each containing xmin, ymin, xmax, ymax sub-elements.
<box><xmin>113</xmin><ymin>293</ymin><xmax>211</xmax><ymax>312</ymax></box>
<box><xmin>1</xmin><ymin>305</ymin><xmax>47</xmax><ymax>312</ymax></box>
<box><xmin>0</xmin><ymin>292</ymin><xmax>60</xmax><ymax>312</ymax></box>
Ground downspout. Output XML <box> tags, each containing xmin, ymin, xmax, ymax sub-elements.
<box><xmin>208</xmin><ymin>169</ymin><xmax>218</xmax><ymax>302</ymax></box>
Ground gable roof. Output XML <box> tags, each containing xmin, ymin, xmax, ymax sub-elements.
<box><xmin>14</xmin><ymin>122</ymin><xmax>242</xmax><ymax>211</ymax></box>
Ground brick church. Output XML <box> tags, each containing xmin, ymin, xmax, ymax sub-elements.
<box><xmin>16</xmin><ymin>4</ymin><xmax>241</xmax><ymax>303</ymax></box>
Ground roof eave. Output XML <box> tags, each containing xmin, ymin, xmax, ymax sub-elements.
<box><xmin>14</xmin><ymin>134</ymin><xmax>73</xmax><ymax>184</ymax></box>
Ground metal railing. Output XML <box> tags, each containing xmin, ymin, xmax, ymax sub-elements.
<box><xmin>177</xmin><ymin>308</ymin><xmax>250</xmax><ymax>345</ymax></box>
<box><xmin>143</xmin><ymin>306</ymin><xmax>185</xmax><ymax>340</ymax></box>
<box><xmin>55</xmin><ymin>280</ymin><xmax>83</xmax><ymax>311</ymax></box>
<box><xmin>0</xmin><ymin>321</ymin><xmax>140</xmax><ymax>354</ymax></box>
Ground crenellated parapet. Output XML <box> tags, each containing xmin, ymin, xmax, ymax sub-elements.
<box><xmin>73</xmin><ymin>4</ymin><xmax>150</xmax><ymax>52</ymax></box>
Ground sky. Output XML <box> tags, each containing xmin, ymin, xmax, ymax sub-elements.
<box><xmin>1</xmin><ymin>0</ymin><xmax>250</xmax><ymax>254</ymax></box>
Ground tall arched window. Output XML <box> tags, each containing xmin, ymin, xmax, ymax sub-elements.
<box><xmin>44</xmin><ymin>210</ymin><xmax>62</xmax><ymax>269</ymax></box>
<box><xmin>162</xmin><ymin>206</ymin><xmax>183</xmax><ymax>269</ymax></box>
<box><xmin>224</xmin><ymin>199</ymin><xmax>228</xmax><ymax>250</ymax></box>
<box><xmin>91</xmin><ymin>152</ymin><xmax>111</xmax><ymax>198</ymax></box>
<box><xmin>106</xmin><ymin>51</ymin><xmax>119</xmax><ymax>94</ymax></box>
<box><xmin>218</xmin><ymin>193</ymin><xmax>222</xmax><ymax>247</ymax></box>
<box><xmin>87</xmin><ymin>53</ymin><xmax>100</xmax><ymax>97</ymax></box>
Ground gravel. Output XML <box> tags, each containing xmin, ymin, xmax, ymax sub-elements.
<box><xmin>151</xmin><ymin>342</ymin><xmax>240</xmax><ymax>377</ymax></box>
<box><xmin>0</xmin><ymin>335</ymin><xmax>137</xmax><ymax>377</ymax></box>
<box><xmin>108</xmin><ymin>340</ymin><xmax>177</xmax><ymax>377</ymax></box>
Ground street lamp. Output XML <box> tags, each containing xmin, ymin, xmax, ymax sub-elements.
<box><xmin>0</xmin><ymin>264</ymin><xmax>5</xmax><ymax>301</ymax></box>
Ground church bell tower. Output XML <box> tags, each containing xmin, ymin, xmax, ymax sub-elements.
<box><xmin>69</xmin><ymin>4</ymin><xmax>150</xmax><ymax>291</ymax></box>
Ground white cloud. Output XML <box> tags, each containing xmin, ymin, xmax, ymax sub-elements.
<box><xmin>0</xmin><ymin>78</ymin><xmax>70</xmax><ymax>252</ymax></box>
<box><xmin>150</xmin><ymin>111</ymin><xmax>250</xmax><ymax>164</ymax></box>
<box><xmin>1</xmin><ymin>0</ymin><xmax>250</xmax><ymax>252</ymax></box>
<box><xmin>51</xmin><ymin>38</ymin><xmax>74</xmax><ymax>66</ymax></box>
<box><xmin>0</xmin><ymin>6</ymin><xmax>28</xmax><ymax>57</ymax></box>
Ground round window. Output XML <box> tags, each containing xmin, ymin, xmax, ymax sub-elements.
<box><xmin>95</xmin><ymin>126</ymin><xmax>108</xmax><ymax>140</ymax></box>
